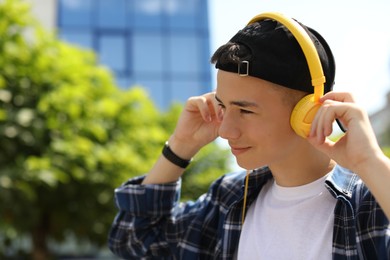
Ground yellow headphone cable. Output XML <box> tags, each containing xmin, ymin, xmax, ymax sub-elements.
<box><xmin>241</xmin><ymin>170</ymin><xmax>250</xmax><ymax>224</ymax></box>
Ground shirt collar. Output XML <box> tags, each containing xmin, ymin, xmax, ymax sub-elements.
<box><xmin>325</xmin><ymin>165</ymin><xmax>360</xmax><ymax>199</ymax></box>
<box><xmin>249</xmin><ymin>165</ymin><xmax>359</xmax><ymax>200</ymax></box>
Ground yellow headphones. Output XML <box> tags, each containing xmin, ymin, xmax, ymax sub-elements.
<box><xmin>248</xmin><ymin>12</ymin><xmax>326</xmax><ymax>138</ymax></box>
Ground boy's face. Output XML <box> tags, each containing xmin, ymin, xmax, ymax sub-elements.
<box><xmin>215</xmin><ymin>70</ymin><xmax>303</xmax><ymax>170</ymax></box>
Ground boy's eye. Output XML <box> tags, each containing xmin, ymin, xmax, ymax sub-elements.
<box><xmin>240</xmin><ymin>109</ymin><xmax>253</xmax><ymax>114</ymax></box>
<box><xmin>217</xmin><ymin>103</ymin><xmax>253</xmax><ymax>115</ymax></box>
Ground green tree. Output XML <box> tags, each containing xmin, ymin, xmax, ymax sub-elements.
<box><xmin>382</xmin><ymin>147</ymin><xmax>390</xmax><ymax>158</ymax></box>
<box><xmin>381</xmin><ymin>124</ymin><xmax>390</xmax><ymax>147</ymax></box>
<box><xmin>0</xmin><ymin>0</ymin><xmax>230</xmax><ymax>258</ymax></box>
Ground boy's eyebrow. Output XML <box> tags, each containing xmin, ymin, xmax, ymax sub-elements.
<box><xmin>215</xmin><ymin>95</ymin><xmax>258</xmax><ymax>108</ymax></box>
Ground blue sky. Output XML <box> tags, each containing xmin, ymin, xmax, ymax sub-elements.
<box><xmin>208</xmin><ymin>0</ymin><xmax>390</xmax><ymax>114</ymax></box>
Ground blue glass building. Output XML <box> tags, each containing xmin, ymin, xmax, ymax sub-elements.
<box><xmin>56</xmin><ymin>0</ymin><xmax>212</xmax><ymax>109</ymax></box>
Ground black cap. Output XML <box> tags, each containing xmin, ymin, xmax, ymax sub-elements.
<box><xmin>215</xmin><ymin>19</ymin><xmax>336</xmax><ymax>93</ymax></box>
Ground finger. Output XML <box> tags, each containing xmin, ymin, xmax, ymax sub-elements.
<box><xmin>320</xmin><ymin>100</ymin><xmax>339</xmax><ymax>136</ymax></box>
<box><xmin>206</xmin><ymin>92</ymin><xmax>222</xmax><ymax>122</ymax></box>
<box><xmin>310</xmin><ymin>100</ymin><xmax>337</xmax><ymax>141</ymax></box>
<box><xmin>187</xmin><ymin>95</ymin><xmax>213</xmax><ymax>122</ymax></box>
<box><xmin>320</xmin><ymin>92</ymin><xmax>354</xmax><ymax>133</ymax></box>
<box><xmin>194</xmin><ymin>92</ymin><xmax>222</xmax><ymax>123</ymax></box>
<box><xmin>212</xmin><ymin>95</ymin><xmax>224</xmax><ymax>122</ymax></box>
<box><xmin>308</xmin><ymin>134</ymin><xmax>336</xmax><ymax>154</ymax></box>
<box><xmin>320</xmin><ymin>91</ymin><xmax>356</xmax><ymax>103</ymax></box>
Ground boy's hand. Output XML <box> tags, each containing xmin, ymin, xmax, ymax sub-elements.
<box><xmin>168</xmin><ymin>92</ymin><xmax>222</xmax><ymax>159</ymax></box>
<box><xmin>308</xmin><ymin>91</ymin><xmax>382</xmax><ymax>173</ymax></box>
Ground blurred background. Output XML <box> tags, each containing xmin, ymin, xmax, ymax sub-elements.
<box><xmin>0</xmin><ymin>0</ymin><xmax>389</xmax><ymax>259</ymax></box>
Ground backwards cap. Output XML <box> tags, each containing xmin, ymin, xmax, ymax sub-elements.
<box><xmin>215</xmin><ymin>19</ymin><xmax>336</xmax><ymax>93</ymax></box>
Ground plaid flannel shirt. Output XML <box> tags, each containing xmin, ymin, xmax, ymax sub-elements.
<box><xmin>108</xmin><ymin>165</ymin><xmax>390</xmax><ymax>259</ymax></box>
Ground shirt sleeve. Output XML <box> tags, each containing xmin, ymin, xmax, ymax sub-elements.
<box><xmin>114</xmin><ymin>175</ymin><xmax>181</xmax><ymax>216</ymax></box>
<box><xmin>108</xmin><ymin>175</ymin><xmax>182</xmax><ymax>259</ymax></box>
<box><xmin>353</xmin><ymin>181</ymin><xmax>390</xmax><ymax>259</ymax></box>
<box><xmin>107</xmin><ymin>172</ymin><xmax>244</xmax><ymax>259</ymax></box>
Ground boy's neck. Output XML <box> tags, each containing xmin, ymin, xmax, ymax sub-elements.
<box><xmin>269</xmin><ymin>144</ymin><xmax>335</xmax><ymax>187</ymax></box>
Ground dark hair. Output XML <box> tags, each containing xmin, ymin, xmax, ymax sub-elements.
<box><xmin>210</xmin><ymin>42</ymin><xmax>251</xmax><ymax>67</ymax></box>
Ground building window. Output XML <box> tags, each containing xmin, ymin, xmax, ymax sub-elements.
<box><xmin>97</xmin><ymin>0</ymin><xmax>127</xmax><ymax>29</ymax></box>
<box><xmin>132</xmin><ymin>32</ymin><xmax>164</xmax><ymax>76</ymax></box>
<box><xmin>98</xmin><ymin>34</ymin><xmax>128</xmax><ymax>73</ymax></box>
<box><xmin>57</xmin><ymin>0</ymin><xmax>211</xmax><ymax>108</ymax></box>
<box><xmin>58</xmin><ymin>0</ymin><xmax>93</xmax><ymax>27</ymax></box>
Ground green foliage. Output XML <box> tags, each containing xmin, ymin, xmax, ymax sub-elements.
<box><xmin>382</xmin><ymin>147</ymin><xmax>390</xmax><ymax>158</ymax></box>
<box><xmin>181</xmin><ymin>142</ymin><xmax>231</xmax><ymax>201</ymax></box>
<box><xmin>381</xmin><ymin>124</ymin><xmax>390</xmax><ymax>147</ymax></box>
<box><xmin>0</xmin><ymin>0</ymin><xmax>231</xmax><ymax>257</ymax></box>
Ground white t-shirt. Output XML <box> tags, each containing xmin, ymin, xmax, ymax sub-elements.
<box><xmin>237</xmin><ymin>173</ymin><xmax>336</xmax><ymax>259</ymax></box>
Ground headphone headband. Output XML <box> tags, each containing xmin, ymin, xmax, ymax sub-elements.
<box><xmin>248</xmin><ymin>12</ymin><xmax>325</xmax><ymax>101</ymax></box>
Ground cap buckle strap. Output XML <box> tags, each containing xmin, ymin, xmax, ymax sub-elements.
<box><xmin>238</xmin><ymin>61</ymin><xmax>249</xmax><ymax>76</ymax></box>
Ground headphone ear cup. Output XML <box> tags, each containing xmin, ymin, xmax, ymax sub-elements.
<box><xmin>290</xmin><ymin>94</ymin><xmax>322</xmax><ymax>138</ymax></box>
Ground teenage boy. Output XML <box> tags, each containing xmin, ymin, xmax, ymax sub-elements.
<box><xmin>108</xmin><ymin>13</ymin><xmax>390</xmax><ymax>259</ymax></box>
